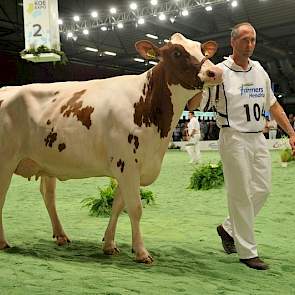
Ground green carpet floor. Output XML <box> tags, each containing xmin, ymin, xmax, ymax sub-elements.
<box><xmin>0</xmin><ymin>150</ymin><xmax>294</xmax><ymax>294</ymax></box>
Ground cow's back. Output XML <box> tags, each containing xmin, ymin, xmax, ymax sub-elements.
<box><xmin>0</xmin><ymin>74</ymin><xmax>154</xmax><ymax>180</ymax></box>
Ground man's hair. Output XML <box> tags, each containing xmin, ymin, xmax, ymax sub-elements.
<box><xmin>231</xmin><ymin>22</ymin><xmax>255</xmax><ymax>39</ymax></box>
<box><xmin>189</xmin><ymin>111</ymin><xmax>195</xmax><ymax>116</ymax></box>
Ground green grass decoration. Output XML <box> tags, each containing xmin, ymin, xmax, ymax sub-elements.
<box><xmin>280</xmin><ymin>148</ymin><xmax>294</xmax><ymax>162</ymax></box>
<box><xmin>20</xmin><ymin>45</ymin><xmax>68</xmax><ymax>64</ymax></box>
<box><xmin>189</xmin><ymin>161</ymin><xmax>224</xmax><ymax>190</ymax></box>
<box><xmin>81</xmin><ymin>178</ymin><xmax>155</xmax><ymax>216</ymax></box>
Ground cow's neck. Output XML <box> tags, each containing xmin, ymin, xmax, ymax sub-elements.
<box><xmin>134</xmin><ymin>63</ymin><xmax>196</xmax><ymax>140</ymax></box>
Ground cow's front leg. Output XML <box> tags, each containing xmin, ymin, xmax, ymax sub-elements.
<box><xmin>119</xmin><ymin>175</ymin><xmax>153</xmax><ymax>264</ymax></box>
<box><xmin>40</xmin><ymin>176</ymin><xmax>70</xmax><ymax>246</ymax></box>
<box><xmin>103</xmin><ymin>186</ymin><xmax>124</xmax><ymax>255</ymax></box>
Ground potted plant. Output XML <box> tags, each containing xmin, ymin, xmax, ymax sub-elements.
<box><xmin>280</xmin><ymin>148</ymin><xmax>292</xmax><ymax>167</ymax></box>
<box><xmin>20</xmin><ymin>45</ymin><xmax>68</xmax><ymax>64</ymax></box>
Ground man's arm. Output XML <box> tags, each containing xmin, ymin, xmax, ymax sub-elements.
<box><xmin>270</xmin><ymin>101</ymin><xmax>295</xmax><ymax>154</ymax></box>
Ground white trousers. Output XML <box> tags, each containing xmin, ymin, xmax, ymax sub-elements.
<box><xmin>186</xmin><ymin>134</ymin><xmax>201</xmax><ymax>163</ymax></box>
<box><xmin>219</xmin><ymin>128</ymin><xmax>271</xmax><ymax>259</ymax></box>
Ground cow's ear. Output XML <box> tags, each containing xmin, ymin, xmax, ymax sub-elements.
<box><xmin>135</xmin><ymin>40</ymin><xmax>160</xmax><ymax>60</ymax></box>
<box><xmin>201</xmin><ymin>41</ymin><xmax>218</xmax><ymax>58</ymax></box>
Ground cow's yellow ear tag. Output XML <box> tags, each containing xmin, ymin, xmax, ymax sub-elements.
<box><xmin>147</xmin><ymin>49</ymin><xmax>156</xmax><ymax>59</ymax></box>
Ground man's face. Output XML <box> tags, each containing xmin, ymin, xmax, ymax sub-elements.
<box><xmin>189</xmin><ymin>113</ymin><xmax>193</xmax><ymax>119</ymax></box>
<box><xmin>231</xmin><ymin>25</ymin><xmax>256</xmax><ymax>58</ymax></box>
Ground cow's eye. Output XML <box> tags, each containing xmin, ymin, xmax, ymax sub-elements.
<box><xmin>173</xmin><ymin>50</ymin><xmax>182</xmax><ymax>58</ymax></box>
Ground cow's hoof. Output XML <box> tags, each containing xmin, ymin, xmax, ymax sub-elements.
<box><xmin>135</xmin><ymin>254</ymin><xmax>154</xmax><ymax>264</ymax></box>
<box><xmin>53</xmin><ymin>234</ymin><xmax>71</xmax><ymax>246</ymax></box>
<box><xmin>0</xmin><ymin>241</ymin><xmax>11</xmax><ymax>250</ymax></box>
<box><xmin>103</xmin><ymin>246</ymin><xmax>120</xmax><ymax>255</ymax></box>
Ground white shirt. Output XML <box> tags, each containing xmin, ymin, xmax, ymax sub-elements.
<box><xmin>188</xmin><ymin>116</ymin><xmax>200</xmax><ymax>136</ymax></box>
<box><xmin>201</xmin><ymin>56</ymin><xmax>277</xmax><ymax>133</ymax></box>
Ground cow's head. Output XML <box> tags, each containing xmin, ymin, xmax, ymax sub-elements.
<box><xmin>135</xmin><ymin>33</ymin><xmax>222</xmax><ymax>90</ymax></box>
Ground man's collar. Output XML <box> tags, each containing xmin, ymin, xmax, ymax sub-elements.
<box><xmin>223</xmin><ymin>55</ymin><xmax>254</xmax><ymax>71</ymax></box>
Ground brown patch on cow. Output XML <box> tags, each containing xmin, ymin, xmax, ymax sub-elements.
<box><xmin>58</xmin><ymin>143</ymin><xmax>66</xmax><ymax>152</ymax></box>
<box><xmin>116</xmin><ymin>159</ymin><xmax>125</xmax><ymax>173</ymax></box>
<box><xmin>60</xmin><ymin>89</ymin><xmax>94</xmax><ymax>129</ymax></box>
<box><xmin>133</xmin><ymin>68</ymin><xmax>174</xmax><ymax>138</ymax></box>
<box><xmin>128</xmin><ymin>134</ymin><xmax>133</xmax><ymax>144</ymax></box>
<box><xmin>128</xmin><ymin>134</ymin><xmax>140</xmax><ymax>153</ymax></box>
<box><xmin>133</xmin><ymin>136</ymin><xmax>139</xmax><ymax>150</ymax></box>
<box><xmin>46</xmin><ymin>120</ymin><xmax>51</xmax><ymax>125</ymax></box>
<box><xmin>44</xmin><ymin>131</ymin><xmax>57</xmax><ymax>148</ymax></box>
<box><xmin>161</xmin><ymin>43</ymin><xmax>204</xmax><ymax>90</ymax></box>
<box><xmin>120</xmin><ymin>161</ymin><xmax>125</xmax><ymax>173</ymax></box>
<box><xmin>133</xmin><ymin>43</ymin><xmax>205</xmax><ymax>138</ymax></box>
<box><xmin>135</xmin><ymin>158</ymin><xmax>138</xmax><ymax>163</ymax></box>
<box><xmin>0</xmin><ymin>100</ymin><xmax>3</xmax><ymax>108</ymax></box>
<box><xmin>54</xmin><ymin>91</ymin><xmax>59</xmax><ymax>95</ymax></box>
<box><xmin>52</xmin><ymin>99</ymin><xmax>56</xmax><ymax>102</ymax></box>
<box><xmin>142</xmin><ymin>83</ymin><xmax>146</xmax><ymax>96</ymax></box>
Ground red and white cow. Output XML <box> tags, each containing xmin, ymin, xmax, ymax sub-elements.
<box><xmin>0</xmin><ymin>33</ymin><xmax>222</xmax><ymax>263</ymax></box>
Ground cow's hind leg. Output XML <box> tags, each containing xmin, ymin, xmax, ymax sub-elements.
<box><xmin>0</xmin><ymin>167</ymin><xmax>14</xmax><ymax>250</ymax></box>
<box><xmin>103</xmin><ymin>186</ymin><xmax>125</xmax><ymax>255</ymax></box>
<box><xmin>40</xmin><ymin>176</ymin><xmax>70</xmax><ymax>246</ymax></box>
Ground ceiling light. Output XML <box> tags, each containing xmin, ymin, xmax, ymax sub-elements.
<box><xmin>73</xmin><ymin>15</ymin><xmax>80</xmax><ymax>22</ymax></box>
<box><xmin>129</xmin><ymin>2</ymin><xmax>138</xmax><ymax>10</ymax></box>
<box><xmin>134</xmin><ymin>58</ymin><xmax>145</xmax><ymax>62</ymax></box>
<box><xmin>138</xmin><ymin>17</ymin><xmax>145</xmax><ymax>25</ymax></box>
<box><xmin>83</xmin><ymin>29</ymin><xmax>89</xmax><ymax>35</ymax></box>
<box><xmin>169</xmin><ymin>16</ymin><xmax>176</xmax><ymax>23</ymax></box>
<box><xmin>67</xmin><ymin>32</ymin><xmax>73</xmax><ymax>38</ymax></box>
<box><xmin>117</xmin><ymin>22</ymin><xmax>124</xmax><ymax>29</ymax></box>
<box><xmin>159</xmin><ymin>13</ymin><xmax>166</xmax><ymax>21</ymax></box>
<box><xmin>58</xmin><ymin>19</ymin><xmax>63</xmax><ymax>25</ymax></box>
<box><xmin>181</xmin><ymin>9</ymin><xmax>189</xmax><ymax>16</ymax></box>
<box><xmin>149</xmin><ymin>61</ymin><xmax>158</xmax><ymax>65</ymax></box>
<box><xmin>110</xmin><ymin>7</ymin><xmax>117</xmax><ymax>14</ymax></box>
<box><xmin>205</xmin><ymin>5</ymin><xmax>213</xmax><ymax>11</ymax></box>
<box><xmin>231</xmin><ymin>0</ymin><xmax>238</xmax><ymax>7</ymax></box>
<box><xmin>150</xmin><ymin>0</ymin><xmax>158</xmax><ymax>5</ymax></box>
<box><xmin>91</xmin><ymin>11</ymin><xmax>98</xmax><ymax>18</ymax></box>
<box><xmin>85</xmin><ymin>47</ymin><xmax>98</xmax><ymax>52</ymax></box>
<box><xmin>104</xmin><ymin>51</ymin><xmax>117</xmax><ymax>56</ymax></box>
<box><xmin>101</xmin><ymin>26</ymin><xmax>107</xmax><ymax>31</ymax></box>
<box><xmin>164</xmin><ymin>39</ymin><xmax>170</xmax><ymax>43</ymax></box>
<box><xmin>278</xmin><ymin>94</ymin><xmax>283</xmax><ymax>98</ymax></box>
<box><xmin>146</xmin><ymin>33</ymin><xmax>158</xmax><ymax>39</ymax></box>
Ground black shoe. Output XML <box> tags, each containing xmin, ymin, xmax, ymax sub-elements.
<box><xmin>217</xmin><ymin>225</ymin><xmax>237</xmax><ymax>254</ymax></box>
<box><xmin>240</xmin><ymin>257</ymin><xmax>269</xmax><ymax>270</ymax></box>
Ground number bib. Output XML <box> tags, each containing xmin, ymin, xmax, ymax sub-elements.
<box><xmin>213</xmin><ymin>58</ymin><xmax>276</xmax><ymax>132</ymax></box>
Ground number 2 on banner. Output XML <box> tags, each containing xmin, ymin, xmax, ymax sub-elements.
<box><xmin>33</xmin><ymin>24</ymin><xmax>42</xmax><ymax>37</ymax></box>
